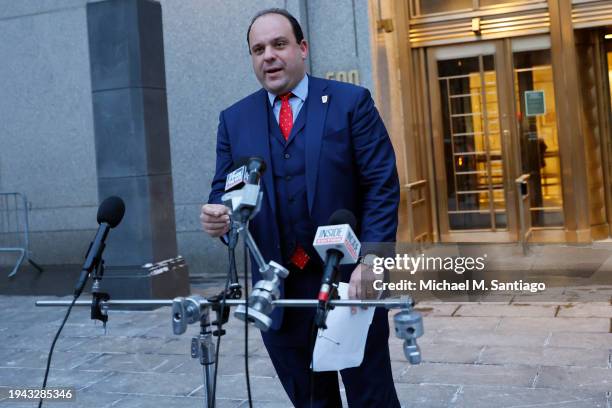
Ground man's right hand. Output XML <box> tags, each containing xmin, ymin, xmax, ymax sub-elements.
<box><xmin>200</xmin><ymin>204</ymin><xmax>230</xmax><ymax>238</ymax></box>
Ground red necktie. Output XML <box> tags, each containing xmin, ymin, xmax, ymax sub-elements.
<box><xmin>290</xmin><ymin>245</ymin><xmax>310</xmax><ymax>270</ymax></box>
<box><xmin>279</xmin><ymin>93</ymin><xmax>293</xmax><ymax>140</ymax></box>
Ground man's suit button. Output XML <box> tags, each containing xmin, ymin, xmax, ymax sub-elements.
<box><xmin>284</xmin><ymin>153</ymin><xmax>291</xmax><ymax>159</ymax></box>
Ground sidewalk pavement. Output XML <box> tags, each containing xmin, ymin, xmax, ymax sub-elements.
<box><xmin>0</xmin><ymin>280</ymin><xmax>610</xmax><ymax>408</ymax></box>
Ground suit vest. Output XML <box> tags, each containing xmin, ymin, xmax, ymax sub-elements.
<box><xmin>267</xmin><ymin>99</ymin><xmax>318</xmax><ymax>264</ymax></box>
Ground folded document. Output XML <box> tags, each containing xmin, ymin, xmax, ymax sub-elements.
<box><xmin>311</xmin><ymin>282</ymin><xmax>376</xmax><ymax>372</ymax></box>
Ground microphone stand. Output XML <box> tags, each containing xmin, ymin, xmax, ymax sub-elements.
<box><xmin>225</xmin><ymin>220</ymin><xmax>242</xmax><ymax>294</ymax></box>
<box><xmin>201</xmin><ymin>220</ymin><xmax>243</xmax><ymax>408</ymax></box>
<box><xmin>314</xmin><ymin>251</ymin><xmax>343</xmax><ymax>329</ymax></box>
<box><xmin>38</xmin><ymin>296</ymin><xmax>424</xmax><ymax>408</ymax></box>
<box><xmin>191</xmin><ymin>299</ymin><xmax>215</xmax><ymax>408</ymax></box>
<box><xmin>314</xmin><ymin>279</ymin><xmax>339</xmax><ymax>330</ymax></box>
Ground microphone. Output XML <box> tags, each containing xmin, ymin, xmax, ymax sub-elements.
<box><xmin>313</xmin><ymin>209</ymin><xmax>361</xmax><ymax>328</ymax></box>
<box><xmin>222</xmin><ymin>157</ymin><xmax>266</xmax><ymax>224</ymax></box>
<box><xmin>74</xmin><ymin>196</ymin><xmax>125</xmax><ymax>297</ymax></box>
<box><xmin>223</xmin><ymin>157</ymin><xmax>265</xmax><ymax>245</ymax></box>
<box><xmin>224</xmin><ymin>156</ymin><xmax>265</xmax><ymax>191</ymax></box>
<box><xmin>238</xmin><ymin>157</ymin><xmax>266</xmax><ymax>222</ymax></box>
<box><xmin>245</xmin><ymin>156</ymin><xmax>266</xmax><ymax>185</ymax></box>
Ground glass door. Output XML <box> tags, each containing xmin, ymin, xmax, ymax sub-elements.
<box><xmin>428</xmin><ymin>42</ymin><xmax>517</xmax><ymax>242</ymax></box>
<box><xmin>512</xmin><ymin>37</ymin><xmax>564</xmax><ymax>228</ymax></box>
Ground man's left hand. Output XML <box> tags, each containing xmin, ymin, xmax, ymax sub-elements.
<box><xmin>348</xmin><ymin>263</ymin><xmax>378</xmax><ymax>314</ymax></box>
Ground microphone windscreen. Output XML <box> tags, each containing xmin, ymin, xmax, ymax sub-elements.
<box><xmin>328</xmin><ymin>209</ymin><xmax>357</xmax><ymax>230</ymax></box>
<box><xmin>247</xmin><ymin>156</ymin><xmax>266</xmax><ymax>174</ymax></box>
<box><xmin>97</xmin><ymin>196</ymin><xmax>126</xmax><ymax>228</ymax></box>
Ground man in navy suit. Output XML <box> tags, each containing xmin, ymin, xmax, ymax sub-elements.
<box><xmin>201</xmin><ymin>8</ymin><xmax>400</xmax><ymax>407</ymax></box>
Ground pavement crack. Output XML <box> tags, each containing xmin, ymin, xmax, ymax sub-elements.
<box><xmin>450</xmin><ymin>305</ymin><xmax>462</xmax><ymax>317</ymax></box>
<box><xmin>475</xmin><ymin>346</ymin><xmax>486</xmax><ymax>364</ymax></box>
<box><xmin>397</xmin><ymin>364</ymin><xmax>411</xmax><ymax>380</ymax></box>
<box><xmin>150</xmin><ymin>359</ymin><xmax>169</xmax><ymax>372</ymax></box>
<box><xmin>78</xmin><ymin>370</ymin><xmax>115</xmax><ymax>392</ymax></box>
<box><xmin>108</xmin><ymin>398</ymin><xmax>125</xmax><ymax>407</ymax></box>
<box><xmin>69</xmin><ymin>352</ymin><xmax>103</xmax><ymax>370</ymax></box>
<box><xmin>187</xmin><ymin>384</ymin><xmax>203</xmax><ymax>397</ymax></box>
<box><xmin>505</xmin><ymin>398</ymin><xmax>599</xmax><ymax>408</ymax></box>
<box><xmin>449</xmin><ymin>385</ymin><xmax>463</xmax><ymax>404</ymax></box>
<box><xmin>493</xmin><ymin>318</ymin><xmax>503</xmax><ymax>331</ymax></box>
<box><xmin>530</xmin><ymin>365</ymin><xmax>541</xmax><ymax>389</ymax></box>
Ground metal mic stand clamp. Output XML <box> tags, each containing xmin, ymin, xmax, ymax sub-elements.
<box><xmin>90</xmin><ymin>260</ymin><xmax>109</xmax><ymax>329</ymax></box>
<box><xmin>171</xmin><ymin>290</ymin><xmax>243</xmax><ymax>408</ymax></box>
<box><xmin>234</xmin><ymin>258</ymin><xmax>288</xmax><ymax>331</ymax></box>
<box><xmin>231</xmin><ymin>217</ymin><xmax>289</xmax><ymax>332</ymax></box>
<box><xmin>389</xmin><ymin>297</ymin><xmax>424</xmax><ymax>365</ymax></box>
<box><xmin>207</xmin><ymin>285</ymin><xmax>242</xmax><ymax>336</ymax></box>
<box><xmin>172</xmin><ymin>295</ymin><xmax>217</xmax><ymax>408</ymax></box>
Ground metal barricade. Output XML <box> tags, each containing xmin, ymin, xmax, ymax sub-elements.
<box><xmin>515</xmin><ymin>174</ymin><xmax>532</xmax><ymax>255</ymax></box>
<box><xmin>0</xmin><ymin>192</ymin><xmax>43</xmax><ymax>277</ymax></box>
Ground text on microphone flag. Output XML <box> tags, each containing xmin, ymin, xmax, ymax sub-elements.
<box><xmin>344</xmin><ymin>239</ymin><xmax>357</xmax><ymax>260</ymax></box>
<box><xmin>225</xmin><ymin>166</ymin><xmax>247</xmax><ymax>191</ymax></box>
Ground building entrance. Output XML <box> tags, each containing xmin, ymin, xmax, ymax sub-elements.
<box><xmin>427</xmin><ymin>38</ymin><xmax>564</xmax><ymax>242</ymax></box>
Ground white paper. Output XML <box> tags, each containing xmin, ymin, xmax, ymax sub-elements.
<box><xmin>311</xmin><ymin>282</ymin><xmax>376</xmax><ymax>372</ymax></box>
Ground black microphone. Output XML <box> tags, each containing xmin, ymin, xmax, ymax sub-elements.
<box><xmin>74</xmin><ymin>196</ymin><xmax>125</xmax><ymax>297</ymax></box>
<box><xmin>245</xmin><ymin>156</ymin><xmax>266</xmax><ymax>185</ymax></box>
<box><xmin>312</xmin><ymin>209</ymin><xmax>361</xmax><ymax>329</ymax></box>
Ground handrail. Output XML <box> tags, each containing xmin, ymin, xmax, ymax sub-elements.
<box><xmin>403</xmin><ymin>180</ymin><xmax>428</xmax><ymax>243</ymax></box>
<box><xmin>405</xmin><ymin>179</ymin><xmax>427</xmax><ymax>190</ymax></box>
<box><xmin>515</xmin><ymin>174</ymin><xmax>530</xmax><ymax>184</ymax></box>
<box><xmin>0</xmin><ymin>192</ymin><xmax>43</xmax><ymax>277</ymax></box>
<box><xmin>514</xmin><ymin>174</ymin><xmax>531</xmax><ymax>255</ymax></box>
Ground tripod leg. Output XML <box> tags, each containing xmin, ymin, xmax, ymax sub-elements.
<box><xmin>191</xmin><ymin>304</ymin><xmax>217</xmax><ymax>408</ymax></box>
<box><xmin>203</xmin><ymin>357</ymin><xmax>215</xmax><ymax>408</ymax></box>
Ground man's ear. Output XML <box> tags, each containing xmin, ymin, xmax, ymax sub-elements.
<box><xmin>300</xmin><ymin>40</ymin><xmax>309</xmax><ymax>59</ymax></box>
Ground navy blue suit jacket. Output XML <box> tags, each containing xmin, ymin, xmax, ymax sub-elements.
<box><xmin>209</xmin><ymin>75</ymin><xmax>400</xmax><ymax>330</ymax></box>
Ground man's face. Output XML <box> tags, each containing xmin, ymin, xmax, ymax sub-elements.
<box><xmin>248</xmin><ymin>13</ymin><xmax>308</xmax><ymax>95</ymax></box>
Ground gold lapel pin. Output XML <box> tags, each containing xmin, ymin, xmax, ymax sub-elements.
<box><xmin>321</xmin><ymin>95</ymin><xmax>328</xmax><ymax>104</ymax></box>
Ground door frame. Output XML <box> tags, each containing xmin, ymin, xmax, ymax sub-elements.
<box><xmin>427</xmin><ymin>39</ymin><xmax>519</xmax><ymax>243</ymax></box>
